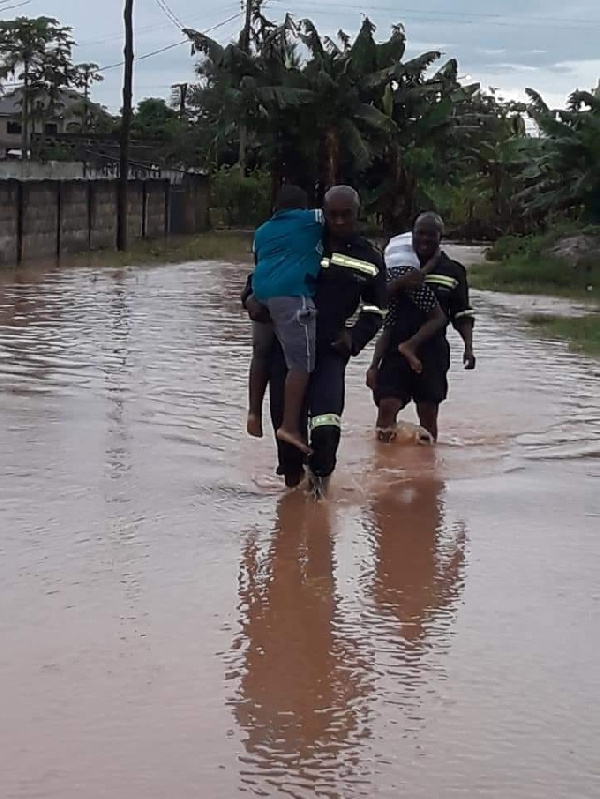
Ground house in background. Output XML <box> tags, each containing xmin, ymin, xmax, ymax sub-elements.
<box><xmin>0</xmin><ymin>87</ymin><xmax>91</xmax><ymax>158</ymax></box>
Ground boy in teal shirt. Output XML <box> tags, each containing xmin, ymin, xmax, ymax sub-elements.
<box><xmin>247</xmin><ymin>185</ymin><xmax>324</xmax><ymax>454</ymax></box>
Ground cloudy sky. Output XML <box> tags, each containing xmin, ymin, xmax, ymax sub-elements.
<box><xmin>6</xmin><ymin>0</ymin><xmax>600</xmax><ymax>110</ymax></box>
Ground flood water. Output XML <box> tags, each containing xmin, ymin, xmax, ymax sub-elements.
<box><xmin>1</xmin><ymin>254</ymin><xmax>599</xmax><ymax>799</ymax></box>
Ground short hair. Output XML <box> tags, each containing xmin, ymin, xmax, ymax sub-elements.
<box><xmin>323</xmin><ymin>185</ymin><xmax>361</xmax><ymax>212</ymax></box>
<box><xmin>413</xmin><ymin>211</ymin><xmax>444</xmax><ymax>235</ymax></box>
<box><xmin>274</xmin><ymin>185</ymin><xmax>308</xmax><ymax>212</ymax></box>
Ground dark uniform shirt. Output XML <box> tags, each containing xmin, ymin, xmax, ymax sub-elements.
<box><xmin>244</xmin><ymin>234</ymin><xmax>389</xmax><ymax>357</ymax></box>
<box><xmin>386</xmin><ymin>252</ymin><xmax>474</xmax><ymax>346</ymax></box>
<box><xmin>315</xmin><ymin>234</ymin><xmax>387</xmax><ymax>355</ymax></box>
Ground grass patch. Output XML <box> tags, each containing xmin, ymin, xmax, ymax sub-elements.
<box><xmin>528</xmin><ymin>313</ymin><xmax>600</xmax><ymax>356</ymax></box>
<box><xmin>485</xmin><ymin>222</ymin><xmax>600</xmax><ymax>262</ymax></box>
<box><xmin>470</xmin><ymin>254</ymin><xmax>600</xmax><ymax>300</ymax></box>
<box><xmin>64</xmin><ymin>231</ymin><xmax>254</xmax><ymax>270</ymax></box>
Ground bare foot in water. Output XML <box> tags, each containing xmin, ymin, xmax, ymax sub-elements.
<box><xmin>247</xmin><ymin>413</ymin><xmax>263</xmax><ymax>438</ymax></box>
<box><xmin>376</xmin><ymin>426</ymin><xmax>398</xmax><ymax>444</ymax></box>
<box><xmin>277</xmin><ymin>427</ymin><xmax>313</xmax><ymax>455</ymax></box>
<box><xmin>398</xmin><ymin>342</ymin><xmax>422</xmax><ymax>374</ymax></box>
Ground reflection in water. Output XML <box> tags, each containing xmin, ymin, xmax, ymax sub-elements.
<box><xmin>0</xmin><ymin>258</ymin><xmax>599</xmax><ymax>799</ymax></box>
<box><xmin>362</xmin><ymin>447</ymin><xmax>466</xmax><ymax>725</ymax></box>
<box><xmin>231</xmin><ymin>492</ymin><xmax>371</xmax><ymax>797</ymax></box>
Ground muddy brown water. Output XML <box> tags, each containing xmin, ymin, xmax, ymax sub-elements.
<box><xmin>0</xmin><ymin>255</ymin><xmax>599</xmax><ymax>799</ymax></box>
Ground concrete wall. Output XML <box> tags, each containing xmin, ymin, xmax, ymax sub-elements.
<box><xmin>0</xmin><ymin>181</ymin><xmax>19</xmax><ymax>264</ymax></box>
<box><xmin>127</xmin><ymin>182</ymin><xmax>144</xmax><ymax>243</ymax></box>
<box><xmin>90</xmin><ymin>181</ymin><xmax>118</xmax><ymax>251</ymax></box>
<box><xmin>0</xmin><ymin>175</ymin><xmax>209</xmax><ymax>266</ymax></box>
<box><xmin>59</xmin><ymin>182</ymin><xmax>90</xmax><ymax>254</ymax></box>
<box><xmin>0</xmin><ymin>160</ymin><xmax>203</xmax><ymax>184</ymax></box>
<box><xmin>21</xmin><ymin>182</ymin><xmax>59</xmax><ymax>261</ymax></box>
<box><xmin>145</xmin><ymin>181</ymin><xmax>167</xmax><ymax>238</ymax></box>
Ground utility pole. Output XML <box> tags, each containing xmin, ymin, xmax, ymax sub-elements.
<box><xmin>172</xmin><ymin>82</ymin><xmax>188</xmax><ymax>121</ymax></box>
<box><xmin>238</xmin><ymin>0</ymin><xmax>253</xmax><ymax>174</ymax></box>
<box><xmin>240</xmin><ymin>0</ymin><xmax>252</xmax><ymax>52</ymax></box>
<box><xmin>118</xmin><ymin>0</ymin><xmax>134</xmax><ymax>251</ymax></box>
<box><xmin>81</xmin><ymin>65</ymin><xmax>92</xmax><ymax>132</ymax></box>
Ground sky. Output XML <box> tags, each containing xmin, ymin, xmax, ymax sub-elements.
<box><xmin>4</xmin><ymin>0</ymin><xmax>600</xmax><ymax>111</ymax></box>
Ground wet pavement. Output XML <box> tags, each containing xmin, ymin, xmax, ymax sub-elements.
<box><xmin>0</xmin><ymin>257</ymin><xmax>599</xmax><ymax>799</ymax></box>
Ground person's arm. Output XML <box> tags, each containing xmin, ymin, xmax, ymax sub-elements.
<box><xmin>386</xmin><ymin>249</ymin><xmax>441</xmax><ymax>296</ymax></box>
<box><xmin>370</xmin><ymin>325</ymin><xmax>391</xmax><ymax>370</ymax></box>
<box><xmin>240</xmin><ymin>273</ymin><xmax>254</xmax><ymax>309</ymax></box>
<box><xmin>387</xmin><ymin>269</ymin><xmax>423</xmax><ymax>295</ymax></box>
<box><xmin>342</xmin><ymin>250</ymin><xmax>388</xmax><ymax>357</ymax></box>
<box><xmin>448</xmin><ymin>263</ymin><xmax>476</xmax><ymax>369</ymax></box>
<box><xmin>406</xmin><ymin>302</ymin><xmax>446</xmax><ymax>348</ymax></box>
<box><xmin>365</xmin><ymin>326</ymin><xmax>391</xmax><ymax>390</ymax></box>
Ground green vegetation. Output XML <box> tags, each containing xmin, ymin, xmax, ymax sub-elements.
<box><xmin>528</xmin><ymin>314</ymin><xmax>600</xmax><ymax>357</ymax></box>
<box><xmin>470</xmin><ymin>256</ymin><xmax>600</xmax><ymax>300</ymax></box>
<box><xmin>2</xmin><ymin>7</ymin><xmax>599</xmax><ymax>245</ymax></box>
<box><xmin>471</xmin><ymin>225</ymin><xmax>600</xmax><ymax>299</ymax></box>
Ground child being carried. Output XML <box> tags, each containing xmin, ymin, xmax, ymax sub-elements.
<box><xmin>246</xmin><ymin>186</ymin><xmax>324</xmax><ymax>455</ymax></box>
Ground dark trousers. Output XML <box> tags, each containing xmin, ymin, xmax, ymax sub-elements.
<box><xmin>269</xmin><ymin>343</ymin><xmax>347</xmax><ymax>480</ymax></box>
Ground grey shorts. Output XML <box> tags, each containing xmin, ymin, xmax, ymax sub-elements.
<box><xmin>266</xmin><ymin>296</ymin><xmax>317</xmax><ymax>373</ymax></box>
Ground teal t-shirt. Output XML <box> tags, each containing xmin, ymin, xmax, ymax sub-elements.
<box><xmin>252</xmin><ymin>208</ymin><xmax>324</xmax><ymax>301</ymax></box>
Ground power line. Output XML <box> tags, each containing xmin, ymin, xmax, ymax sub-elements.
<box><xmin>152</xmin><ymin>0</ymin><xmax>184</xmax><ymax>31</ymax></box>
<box><xmin>0</xmin><ymin>0</ymin><xmax>31</xmax><ymax>12</ymax></box>
<box><xmin>282</xmin><ymin>1</ymin><xmax>600</xmax><ymax>31</ymax></box>
<box><xmin>97</xmin><ymin>12</ymin><xmax>241</xmax><ymax>73</ymax></box>
<box><xmin>77</xmin><ymin>4</ymin><xmax>239</xmax><ymax>47</ymax></box>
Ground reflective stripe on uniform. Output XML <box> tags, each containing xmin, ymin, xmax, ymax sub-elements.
<box><xmin>309</xmin><ymin>413</ymin><xmax>341</xmax><ymax>431</ymax></box>
<box><xmin>425</xmin><ymin>274</ymin><xmax>459</xmax><ymax>290</ymax></box>
<box><xmin>454</xmin><ymin>309</ymin><xmax>475</xmax><ymax>319</ymax></box>
<box><xmin>361</xmin><ymin>304</ymin><xmax>386</xmax><ymax>317</ymax></box>
<box><xmin>324</xmin><ymin>253</ymin><xmax>379</xmax><ymax>276</ymax></box>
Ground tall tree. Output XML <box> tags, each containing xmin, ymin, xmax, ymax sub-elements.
<box><xmin>0</xmin><ymin>16</ymin><xmax>75</xmax><ymax>158</ymax></box>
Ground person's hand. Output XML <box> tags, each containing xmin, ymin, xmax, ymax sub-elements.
<box><xmin>246</xmin><ymin>294</ymin><xmax>270</xmax><ymax>323</ymax></box>
<box><xmin>402</xmin><ymin>270</ymin><xmax>425</xmax><ymax>290</ymax></box>
<box><xmin>331</xmin><ymin>330</ymin><xmax>353</xmax><ymax>358</ymax></box>
<box><xmin>366</xmin><ymin>366</ymin><xmax>378</xmax><ymax>391</ymax></box>
<box><xmin>463</xmin><ymin>346</ymin><xmax>476</xmax><ymax>370</ymax></box>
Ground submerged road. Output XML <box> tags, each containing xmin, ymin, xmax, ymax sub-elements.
<box><xmin>0</xmin><ymin>254</ymin><xmax>598</xmax><ymax>798</ymax></box>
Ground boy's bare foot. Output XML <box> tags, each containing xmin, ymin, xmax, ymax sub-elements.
<box><xmin>247</xmin><ymin>413</ymin><xmax>263</xmax><ymax>438</ymax></box>
<box><xmin>277</xmin><ymin>427</ymin><xmax>313</xmax><ymax>455</ymax></box>
<box><xmin>376</xmin><ymin>425</ymin><xmax>398</xmax><ymax>444</ymax></box>
<box><xmin>398</xmin><ymin>342</ymin><xmax>422</xmax><ymax>374</ymax></box>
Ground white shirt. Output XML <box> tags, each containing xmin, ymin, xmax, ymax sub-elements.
<box><xmin>384</xmin><ymin>232</ymin><xmax>420</xmax><ymax>273</ymax></box>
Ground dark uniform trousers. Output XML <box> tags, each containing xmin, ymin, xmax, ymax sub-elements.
<box><xmin>269</xmin><ymin>343</ymin><xmax>348</xmax><ymax>481</ymax></box>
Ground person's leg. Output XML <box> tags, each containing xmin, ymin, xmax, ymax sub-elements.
<box><xmin>278</xmin><ymin>370</ymin><xmax>311</xmax><ymax>453</ymax></box>
<box><xmin>373</xmin><ymin>351</ymin><xmax>413</xmax><ymax>443</ymax></box>
<box><xmin>376</xmin><ymin>398</ymin><xmax>406</xmax><ymax>442</ymax></box>
<box><xmin>247</xmin><ymin>321</ymin><xmax>275</xmax><ymax>438</ymax></box>
<box><xmin>412</xmin><ymin>338</ymin><xmax>450</xmax><ymax>442</ymax></box>
<box><xmin>416</xmin><ymin>402</ymin><xmax>440</xmax><ymax>441</ymax></box>
<box><xmin>268</xmin><ymin>297</ymin><xmax>316</xmax><ymax>455</ymax></box>
<box><xmin>305</xmin><ymin>349</ymin><xmax>347</xmax><ymax>493</ymax></box>
<box><xmin>268</xmin><ymin>341</ymin><xmax>307</xmax><ymax>487</ymax></box>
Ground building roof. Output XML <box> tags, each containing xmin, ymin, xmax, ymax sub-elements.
<box><xmin>0</xmin><ymin>88</ymin><xmax>90</xmax><ymax>118</ymax></box>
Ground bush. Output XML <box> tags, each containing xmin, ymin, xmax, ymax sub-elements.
<box><xmin>211</xmin><ymin>167</ymin><xmax>271</xmax><ymax>228</ymax></box>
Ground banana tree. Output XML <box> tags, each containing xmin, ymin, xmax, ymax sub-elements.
<box><xmin>518</xmin><ymin>89</ymin><xmax>600</xmax><ymax>222</ymax></box>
